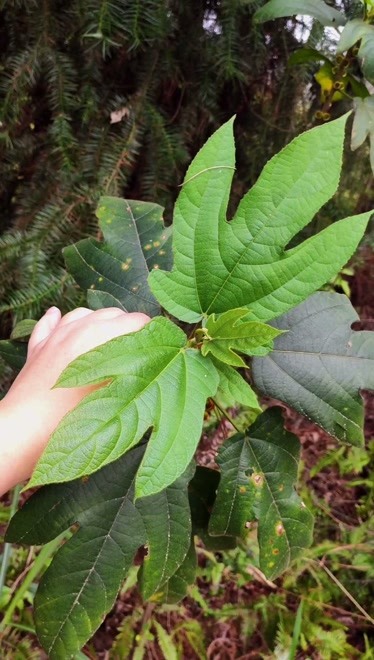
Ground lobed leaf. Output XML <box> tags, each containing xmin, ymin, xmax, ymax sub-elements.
<box><xmin>252</xmin><ymin>292</ymin><xmax>374</xmax><ymax>446</ymax></box>
<box><xmin>208</xmin><ymin>408</ymin><xmax>314</xmax><ymax>579</ymax></box>
<box><xmin>64</xmin><ymin>196</ymin><xmax>171</xmax><ymax>317</ymax></box>
<box><xmin>149</xmin><ymin>116</ymin><xmax>371</xmax><ymax>323</ymax></box>
<box><xmin>27</xmin><ymin>317</ymin><xmax>219</xmax><ymax>498</ymax></box>
<box><xmin>201</xmin><ymin>308</ymin><xmax>282</xmax><ymax>366</ymax></box>
<box><xmin>6</xmin><ymin>446</ymin><xmax>193</xmax><ymax>658</ymax></box>
<box><xmin>254</xmin><ymin>0</ymin><xmax>346</xmax><ymax>27</ymax></box>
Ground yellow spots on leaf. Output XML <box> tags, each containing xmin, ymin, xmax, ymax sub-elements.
<box><xmin>239</xmin><ymin>485</ymin><xmax>247</xmax><ymax>494</ymax></box>
<box><xmin>149</xmin><ymin>591</ymin><xmax>164</xmax><ymax>603</ymax></box>
<box><xmin>121</xmin><ymin>263</ymin><xmax>130</xmax><ymax>271</ymax></box>
<box><xmin>131</xmin><ymin>285</ymin><xmax>139</xmax><ymax>293</ymax></box>
<box><xmin>272</xmin><ymin>548</ymin><xmax>280</xmax><ymax>556</ymax></box>
<box><xmin>275</xmin><ymin>522</ymin><xmax>285</xmax><ymax>536</ymax></box>
<box><xmin>159</xmin><ymin>249</ymin><xmax>166</xmax><ymax>256</ymax></box>
<box><xmin>300</xmin><ymin>501</ymin><xmax>306</xmax><ymax>509</ymax></box>
<box><xmin>268</xmin><ymin>561</ymin><xmax>275</xmax><ymax>569</ymax></box>
<box><xmin>278</xmin><ymin>484</ymin><xmax>284</xmax><ymax>492</ymax></box>
<box><xmin>98</xmin><ymin>277</ymin><xmax>103</xmax><ymax>283</ymax></box>
<box><xmin>89</xmin><ymin>284</ymin><xmax>95</xmax><ymax>289</ymax></box>
<box><xmin>153</xmin><ymin>264</ymin><xmax>160</xmax><ymax>270</ymax></box>
<box><xmin>153</xmin><ymin>240</ymin><xmax>160</xmax><ymax>247</ymax></box>
<box><xmin>144</xmin><ymin>243</ymin><xmax>152</xmax><ymax>251</ymax></box>
<box><xmin>251</xmin><ymin>473</ymin><xmax>263</xmax><ymax>487</ymax></box>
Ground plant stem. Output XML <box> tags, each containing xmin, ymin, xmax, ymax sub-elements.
<box><xmin>0</xmin><ymin>484</ymin><xmax>21</xmax><ymax>599</ymax></box>
<box><xmin>211</xmin><ymin>399</ymin><xmax>241</xmax><ymax>433</ymax></box>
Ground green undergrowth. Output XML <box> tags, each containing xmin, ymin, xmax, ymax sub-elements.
<box><xmin>1</xmin><ymin>420</ymin><xmax>373</xmax><ymax>658</ymax></box>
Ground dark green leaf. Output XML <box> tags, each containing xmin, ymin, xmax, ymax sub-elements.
<box><xmin>254</xmin><ymin>0</ymin><xmax>346</xmax><ymax>27</ymax></box>
<box><xmin>288</xmin><ymin>48</ymin><xmax>331</xmax><ymax>66</ymax></box>
<box><xmin>252</xmin><ymin>292</ymin><xmax>374</xmax><ymax>446</ymax></box>
<box><xmin>150</xmin><ymin>538</ymin><xmax>197</xmax><ymax>604</ymax></box>
<box><xmin>208</xmin><ymin>408</ymin><xmax>314</xmax><ymax>579</ymax></box>
<box><xmin>10</xmin><ymin>319</ymin><xmax>37</xmax><ymax>341</ymax></box>
<box><xmin>0</xmin><ymin>340</ymin><xmax>27</xmax><ymax>370</ymax></box>
<box><xmin>137</xmin><ymin>462</ymin><xmax>195</xmax><ymax>599</ymax></box>
<box><xmin>28</xmin><ymin>317</ymin><xmax>219</xmax><ymax>498</ymax></box>
<box><xmin>6</xmin><ymin>446</ymin><xmax>192</xmax><ymax>658</ymax></box>
<box><xmin>149</xmin><ymin>116</ymin><xmax>371</xmax><ymax>323</ymax></box>
<box><xmin>189</xmin><ymin>466</ymin><xmax>237</xmax><ymax>551</ymax></box>
<box><xmin>348</xmin><ymin>75</ymin><xmax>370</xmax><ymax>99</ymax></box>
<box><xmin>63</xmin><ymin>196</ymin><xmax>171</xmax><ymax>317</ymax></box>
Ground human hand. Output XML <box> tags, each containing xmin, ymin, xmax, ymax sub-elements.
<box><xmin>0</xmin><ymin>307</ymin><xmax>150</xmax><ymax>494</ymax></box>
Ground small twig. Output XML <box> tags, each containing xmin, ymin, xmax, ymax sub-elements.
<box><xmin>313</xmin><ymin>559</ymin><xmax>374</xmax><ymax>625</ymax></box>
<box><xmin>211</xmin><ymin>398</ymin><xmax>241</xmax><ymax>433</ymax></box>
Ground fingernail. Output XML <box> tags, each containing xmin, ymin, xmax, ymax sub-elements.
<box><xmin>46</xmin><ymin>306</ymin><xmax>61</xmax><ymax>318</ymax></box>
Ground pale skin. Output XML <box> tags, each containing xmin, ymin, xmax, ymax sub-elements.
<box><xmin>0</xmin><ymin>307</ymin><xmax>150</xmax><ymax>497</ymax></box>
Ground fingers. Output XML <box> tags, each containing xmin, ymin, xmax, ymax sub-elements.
<box><xmin>28</xmin><ymin>305</ymin><xmax>151</xmax><ymax>364</ymax></box>
<box><xmin>57</xmin><ymin>307</ymin><xmax>94</xmax><ymax>327</ymax></box>
<box><xmin>66</xmin><ymin>311</ymin><xmax>151</xmax><ymax>355</ymax></box>
<box><xmin>27</xmin><ymin>307</ymin><xmax>62</xmax><ymax>357</ymax></box>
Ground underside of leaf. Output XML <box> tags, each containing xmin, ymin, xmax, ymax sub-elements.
<box><xmin>252</xmin><ymin>292</ymin><xmax>374</xmax><ymax>446</ymax></box>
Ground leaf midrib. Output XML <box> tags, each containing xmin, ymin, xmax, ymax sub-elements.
<box><xmin>38</xmin><ymin>347</ymin><xmax>187</xmax><ymax>480</ymax></box>
<box><xmin>46</xmin><ymin>485</ymin><xmax>140</xmax><ymax>654</ymax></box>
<box><xmin>204</xmin><ymin>150</ymin><xmax>336</xmax><ymax>314</ymax></box>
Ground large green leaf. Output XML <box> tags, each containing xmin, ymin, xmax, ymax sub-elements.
<box><xmin>208</xmin><ymin>408</ymin><xmax>313</xmax><ymax>579</ymax></box>
<box><xmin>63</xmin><ymin>196</ymin><xmax>171</xmax><ymax>317</ymax></box>
<box><xmin>254</xmin><ymin>0</ymin><xmax>346</xmax><ymax>27</ymax></box>
<box><xmin>149</xmin><ymin>116</ymin><xmax>371</xmax><ymax>323</ymax></box>
<box><xmin>252</xmin><ymin>292</ymin><xmax>374</xmax><ymax>447</ymax></box>
<box><xmin>201</xmin><ymin>308</ymin><xmax>282</xmax><ymax>366</ymax></box>
<box><xmin>337</xmin><ymin>19</ymin><xmax>374</xmax><ymax>83</ymax></box>
<box><xmin>6</xmin><ymin>446</ymin><xmax>193</xmax><ymax>659</ymax></box>
<box><xmin>27</xmin><ymin>317</ymin><xmax>219</xmax><ymax>498</ymax></box>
